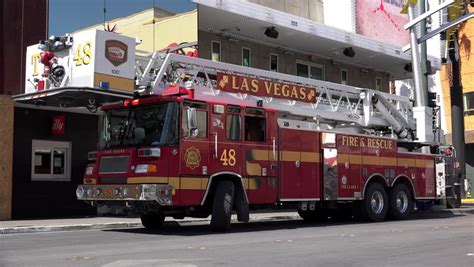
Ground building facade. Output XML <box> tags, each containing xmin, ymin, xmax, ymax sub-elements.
<box><xmin>1</xmin><ymin>0</ymin><xmax>49</xmax><ymax>220</ymax></box>
<box><xmin>441</xmin><ymin>4</ymin><xmax>474</xmax><ymax>196</ymax></box>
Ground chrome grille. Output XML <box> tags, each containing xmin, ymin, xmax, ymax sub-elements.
<box><xmin>98</xmin><ymin>156</ymin><xmax>129</xmax><ymax>174</ymax></box>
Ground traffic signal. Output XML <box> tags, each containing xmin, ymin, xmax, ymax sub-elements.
<box><xmin>428</xmin><ymin>92</ymin><xmax>437</xmax><ymax>108</ymax></box>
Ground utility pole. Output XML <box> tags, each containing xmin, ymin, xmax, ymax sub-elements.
<box><xmin>419</xmin><ymin>0</ymin><xmax>429</xmax><ymax>97</ymax></box>
<box><xmin>448</xmin><ymin>31</ymin><xmax>465</xmax><ymax>207</ymax></box>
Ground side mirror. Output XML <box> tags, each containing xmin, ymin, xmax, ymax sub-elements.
<box><xmin>186</xmin><ymin>108</ymin><xmax>199</xmax><ymax>137</ymax></box>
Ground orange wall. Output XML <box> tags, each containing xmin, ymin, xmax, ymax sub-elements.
<box><xmin>442</xmin><ymin>5</ymin><xmax>474</xmax><ymax>139</ymax></box>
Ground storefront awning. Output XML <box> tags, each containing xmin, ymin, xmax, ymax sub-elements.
<box><xmin>195</xmin><ymin>0</ymin><xmax>441</xmax><ymax>80</ymax></box>
<box><xmin>12</xmin><ymin>87</ymin><xmax>133</xmax><ymax>112</ymax></box>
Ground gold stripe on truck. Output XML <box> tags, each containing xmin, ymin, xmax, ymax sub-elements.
<box><xmin>127</xmin><ymin>177</ymin><xmax>168</xmax><ymax>184</ymax></box>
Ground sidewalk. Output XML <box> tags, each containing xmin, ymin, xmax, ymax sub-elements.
<box><xmin>1</xmin><ymin>207</ymin><xmax>473</xmax><ymax>235</ymax></box>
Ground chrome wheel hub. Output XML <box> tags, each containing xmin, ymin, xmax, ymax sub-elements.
<box><xmin>396</xmin><ymin>191</ymin><xmax>409</xmax><ymax>213</ymax></box>
<box><xmin>370</xmin><ymin>191</ymin><xmax>384</xmax><ymax>214</ymax></box>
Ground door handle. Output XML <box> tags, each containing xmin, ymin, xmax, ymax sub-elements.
<box><xmin>295</xmin><ymin>160</ymin><xmax>301</xmax><ymax>168</ymax></box>
<box><xmin>272</xmin><ymin>137</ymin><xmax>276</xmax><ymax>161</ymax></box>
<box><xmin>213</xmin><ymin>132</ymin><xmax>218</xmax><ymax>159</ymax></box>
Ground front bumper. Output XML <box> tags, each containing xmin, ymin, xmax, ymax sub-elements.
<box><xmin>76</xmin><ymin>184</ymin><xmax>173</xmax><ymax>206</ymax></box>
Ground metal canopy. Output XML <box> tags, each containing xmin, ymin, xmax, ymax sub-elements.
<box><xmin>12</xmin><ymin>87</ymin><xmax>133</xmax><ymax>111</ymax></box>
<box><xmin>195</xmin><ymin>0</ymin><xmax>441</xmax><ymax>80</ymax></box>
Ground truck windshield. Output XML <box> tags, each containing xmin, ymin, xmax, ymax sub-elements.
<box><xmin>99</xmin><ymin>102</ymin><xmax>179</xmax><ymax>149</ymax></box>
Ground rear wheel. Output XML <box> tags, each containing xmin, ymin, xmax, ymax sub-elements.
<box><xmin>361</xmin><ymin>183</ymin><xmax>388</xmax><ymax>222</ymax></box>
<box><xmin>210</xmin><ymin>181</ymin><xmax>235</xmax><ymax>232</ymax></box>
<box><xmin>141</xmin><ymin>214</ymin><xmax>165</xmax><ymax>230</ymax></box>
<box><xmin>388</xmin><ymin>183</ymin><xmax>413</xmax><ymax>220</ymax></box>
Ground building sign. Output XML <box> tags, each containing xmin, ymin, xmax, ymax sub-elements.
<box><xmin>355</xmin><ymin>0</ymin><xmax>409</xmax><ymax>47</ymax></box>
<box><xmin>217</xmin><ymin>72</ymin><xmax>317</xmax><ymax>103</ymax></box>
<box><xmin>52</xmin><ymin>115</ymin><xmax>65</xmax><ymax>135</ymax></box>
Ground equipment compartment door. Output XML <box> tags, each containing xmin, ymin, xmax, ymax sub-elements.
<box><xmin>279</xmin><ymin>128</ymin><xmax>320</xmax><ymax>200</ymax></box>
<box><xmin>279</xmin><ymin>128</ymin><xmax>301</xmax><ymax>199</ymax></box>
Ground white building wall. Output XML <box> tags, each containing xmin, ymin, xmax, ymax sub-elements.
<box><xmin>323</xmin><ymin>0</ymin><xmax>355</xmax><ymax>33</ymax></box>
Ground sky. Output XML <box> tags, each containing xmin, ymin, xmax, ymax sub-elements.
<box><xmin>48</xmin><ymin>0</ymin><xmax>197</xmax><ymax>36</ymax></box>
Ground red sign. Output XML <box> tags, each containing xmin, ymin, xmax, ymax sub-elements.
<box><xmin>216</xmin><ymin>72</ymin><xmax>317</xmax><ymax>103</ymax></box>
<box><xmin>355</xmin><ymin>0</ymin><xmax>409</xmax><ymax>47</ymax></box>
<box><xmin>52</xmin><ymin>115</ymin><xmax>65</xmax><ymax>135</ymax></box>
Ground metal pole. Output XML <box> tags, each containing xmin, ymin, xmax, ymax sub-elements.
<box><xmin>419</xmin><ymin>0</ymin><xmax>429</xmax><ymax>101</ymax></box>
<box><xmin>408</xmin><ymin>4</ymin><xmax>426</xmax><ymax>107</ymax></box>
<box><xmin>448</xmin><ymin>42</ymin><xmax>466</xmax><ymax>207</ymax></box>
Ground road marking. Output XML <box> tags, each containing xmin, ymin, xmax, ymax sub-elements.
<box><xmin>467</xmin><ymin>253</ymin><xmax>474</xmax><ymax>256</ymax></box>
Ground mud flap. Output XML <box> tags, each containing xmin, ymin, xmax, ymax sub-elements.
<box><xmin>234</xmin><ymin>186</ymin><xmax>249</xmax><ymax>222</ymax></box>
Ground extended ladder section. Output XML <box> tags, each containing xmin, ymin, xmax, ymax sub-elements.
<box><xmin>136</xmin><ymin>53</ymin><xmax>416</xmax><ymax>139</ymax></box>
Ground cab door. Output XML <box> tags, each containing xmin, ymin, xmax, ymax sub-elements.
<box><xmin>180</xmin><ymin>101</ymin><xmax>210</xmax><ymax>205</ymax></box>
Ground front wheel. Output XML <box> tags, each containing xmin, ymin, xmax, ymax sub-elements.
<box><xmin>210</xmin><ymin>181</ymin><xmax>235</xmax><ymax>232</ymax></box>
<box><xmin>388</xmin><ymin>184</ymin><xmax>413</xmax><ymax>220</ymax></box>
<box><xmin>141</xmin><ymin>214</ymin><xmax>165</xmax><ymax>230</ymax></box>
<box><xmin>361</xmin><ymin>183</ymin><xmax>388</xmax><ymax>222</ymax></box>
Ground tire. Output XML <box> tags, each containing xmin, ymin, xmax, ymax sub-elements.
<box><xmin>360</xmin><ymin>183</ymin><xmax>388</xmax><ymax>222</ymax></box>
<box><xmin>210</xmin><ymin>181</ymin><xmax>235</xmax><ymax>232</ymax></box>
<box><xmin>141</xmin><ymin>214</ymin><xmax>165</xmax><ymax>230</ymax></box>
<box><xmin>388</xmin><ymin>183</ymin><xmax>413</xmax><ymax>220</ymax></box>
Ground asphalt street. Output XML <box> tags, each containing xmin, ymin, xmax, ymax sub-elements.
<box><xmin>0</xmin><ymin>215</ymin><xmax>473</xmax><ymax>267</ymax></box>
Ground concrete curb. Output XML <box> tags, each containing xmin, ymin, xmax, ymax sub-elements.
<box><xmin>1</xmin><ymin>209</ymin><xmax>472</xmax><ymax>235</ymax></box>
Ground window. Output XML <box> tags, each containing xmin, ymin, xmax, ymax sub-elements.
<box><xmin>31</xmin><ymin>140</ymin><xmax>71</xmax><ymax>181</ymax></box>
<box><xmin>341</xmin><ymin>69</ymin><xmax>348</xmax><ymax>85</ymax></box>
<box><xmin>296</xmin><ymin>62</ymin><xmax>324</xmax><ymax>80</ymax></box>
<box><xmin>464</xmin><ymin>92</ymin><xmax>474</xmax><ymax>116</ymax></box>
<box><xmin>375</xmin><ymin>77</ymin><xmax>382</xmax><ymax>91</ymax></box>
<box><xmin>182</xmin><ymin>109</ymin><xmax>208</xmax><ymax>138</ymax></box>
<box><xmin>245</xmin><ymin>116</ymin><xmax>266</xmax><ymax>142</ymax></box>
<box><xmin>226</xmin><ymin>115</ymin><xmax>241</xmax><ymax>141</ymax></box>
<box><xmin>242</xmin><ymin>48</ymin><xmax>251</xmax><ymax>67</ymax></box>
<box><xmin>99</xmin><ymin>103</ymin><xmax>179</xmax><ymax>148</ymax></box>
<box><xmin>212</xmin><ymin>41</ymin><xmax>221</xmax><ymax>62</ymax></box>
<box><xmin>270</xmin><ymin>54</ymin><xmax>278</xmax><ymax>72</ymax></box>
<box><xmin>226</xmin><ymin>105</ymin><xmax>241</xmax><ymax>141</ymax></box>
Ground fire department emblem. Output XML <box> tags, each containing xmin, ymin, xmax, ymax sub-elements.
<box><xmin>105</xmin><ymin>40</ymin><xmax>128</xmax><ymax>67</ymax></box>
<box><xmin>185</xmin><ymin>146</ymin><xmax>201</xmax><ymax>170</ymax></box>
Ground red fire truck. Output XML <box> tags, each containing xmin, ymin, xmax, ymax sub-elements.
<box><xmin>75</xmin><ymin>51</ymin><xmax>443</xmax><ymax>232</ymax></box>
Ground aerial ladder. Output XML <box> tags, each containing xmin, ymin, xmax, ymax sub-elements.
<box><xmin>135</xmin><ymin>52</ymin><xmax>417</xmax><ymax>141</ymax></box>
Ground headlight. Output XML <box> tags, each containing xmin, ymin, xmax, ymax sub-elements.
<box><xmin>85</xmin><ymin>188</ymin><xmax>92</xmax><ymax>198</ymax></box>
<box><xmin>85</xmin><ymin>166</ymin><xmax>94</xmax><ymax>176</ymax></box>
<box><xmin>94</xmin><ymin>188</ymin><xmax>102</xmax><ymax>197</ymax></box>
<box><xmin>76</xmin><ymin>186</ymin><xmax>84</xmax><ymax>198</ymax></box>
<box><xmin>114</xmin><ymin>188</ymin><xmax>122</xmax><ymax>197</ymax></box>
<box><xmin>135</xmin><ymin>164</ymin><xmax>157</xmax><ymax>174</ymax></box>
<box><xmin>123</xmin><ymin>188</ymin><xmax>129</xmax><ymax>197</ymax></box>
